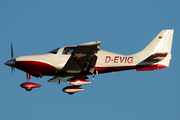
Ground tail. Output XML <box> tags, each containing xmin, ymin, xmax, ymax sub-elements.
<box><xmin>135</xmin><ymin>29</ymin><xmax>174</xmax><ymax>71</ymax></box>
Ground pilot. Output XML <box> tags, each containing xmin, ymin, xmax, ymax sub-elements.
<box><xmin>65</xmin><ymin>47</ymin><xmax>70</xmax><ymax>54</ymax></box>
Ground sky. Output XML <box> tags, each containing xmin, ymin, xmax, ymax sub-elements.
<box><xmin>0</xmin><ymin>0</ymin><xmax>180</xmax><ymax>120</ymax></box>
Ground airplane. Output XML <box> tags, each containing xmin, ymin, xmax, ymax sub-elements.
<box><xmin>4</xmin><ymin>29</ymin><xmax>174</xmax><ymax>95</ymax></box>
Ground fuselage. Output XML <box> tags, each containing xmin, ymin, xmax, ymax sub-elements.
<box><xmin>14</xmin><ymin>45</ymin><xmax>167</xmax><ymax>77</ymax></box>
<box><xmin>14</xmin><ymin>46</ymin><xmax>139</xmax><ymax>77</ymax></box>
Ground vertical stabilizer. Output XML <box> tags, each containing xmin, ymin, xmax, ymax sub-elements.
<box><xmin>140</xmin><ymin>30</ymin><xmax>174</xmax><ymax>54</ymax></box>
<box><xmin>135</xmin><ymin>29</ymin><xmax>174</xmax><ymax>70</ymax></box>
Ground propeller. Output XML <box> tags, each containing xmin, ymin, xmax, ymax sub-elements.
<box><xmin>11</xmin><ymin>42</ymin><xmax>15</xmax><ymax>73</ymax></box>
<box><xmin>4</xmin><ymin>42</ymin><xmax>16</xmax><ymax>74</ymax></box>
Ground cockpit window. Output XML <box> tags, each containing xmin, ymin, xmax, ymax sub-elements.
<box><xmin>48</xmin><ymin>48</ymin><xmax>60</xmax><ymax>54</ymax></box>
<box><xmin>63</xmin><ymin>47</ymin><xmax>76</xmax><ymax>55</ymax></box>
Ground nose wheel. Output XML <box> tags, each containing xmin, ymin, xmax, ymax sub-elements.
<box><xmin>20</xmin><ymin>73</ymin><xmax>41</xmax><ymax>91</ymax></box>
<box><xmin>25</xmin><ymin>87</ymin><xmax>33</xmax><ymax>91</ymax></box>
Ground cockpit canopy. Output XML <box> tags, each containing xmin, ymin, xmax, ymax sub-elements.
<box><xmin>48</xmin><ymin>47</ymin><xmax>76</xmax><ymax>54</ymax></box>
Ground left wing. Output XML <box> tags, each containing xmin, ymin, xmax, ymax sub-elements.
<box><xmin>48</xmin><ymin>76</ymin><xmax>73</xmax><ymax>83</ymax></box>
<box><xmin>60</xmin><ymin>41</ymin><xmax>101</xmax><ymax>74</ymax></box>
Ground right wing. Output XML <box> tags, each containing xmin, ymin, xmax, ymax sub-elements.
<box><xmin>60</xmin><ymin>41</ymin><xmax>101</xmax><ymax>74</ymax></box>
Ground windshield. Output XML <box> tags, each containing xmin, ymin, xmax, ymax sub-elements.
<box><xmin>48</xmin><ymin>48</ymin><xmax>60</xmax><ymax>54</ymax></box>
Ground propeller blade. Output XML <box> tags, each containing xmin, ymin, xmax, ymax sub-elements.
<box><xmin>11</xmin><ymin>42</ymin><xmax>14</xmax><ymax>60</ymax></box>
<box><xmin>4</xmin><ymin>43</ymin><xmax>16</xmax><ymax>74</ymax></box>
<box><xmin>11</xmin><ymin>42</ymin><xmax>15</xmax><ymax>74</ymax></box>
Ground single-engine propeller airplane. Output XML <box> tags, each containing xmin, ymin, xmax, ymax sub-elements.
<box><xmin>5</xmin><ymin>29</ymin><xmax>174</xmax><ymax>95</ymax></box>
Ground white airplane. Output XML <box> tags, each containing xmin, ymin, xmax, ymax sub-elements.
<box><xmin>5</xmin><ymin>29</ymin><xmax>174</xmax><ymax>95</ymax></box>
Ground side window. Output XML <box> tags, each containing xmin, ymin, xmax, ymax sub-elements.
<box><xmin>63</xmin><ymin>47</ymin><xmax>76</xmax><ymax>55</ymax></box>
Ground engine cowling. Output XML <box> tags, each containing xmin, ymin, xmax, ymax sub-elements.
<box><xmin>69</xmin><ymin>79</ymin><xmax>91</xmax><ymax>86</ymax></box>
<box><xmin>62</xmin><ymin>86</ymin><xmax>84</xmax><ymax>94</ymax></box>
<box><xmin>20</xmin><ymin>82</ymin><xmax>41</xmax><ymax>91</ymax></box>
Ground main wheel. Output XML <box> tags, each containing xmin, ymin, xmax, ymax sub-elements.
<box><xmin>68</xmin><ymin>92</ymin><xmax>74</xmax><ymax>95</ymax></box>
<box><xmin>25</xmin><ymin>87</ymin><xmax>33</xmax><ymax>91</ymax></box>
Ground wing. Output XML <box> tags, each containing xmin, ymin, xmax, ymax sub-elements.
<box><xmin>60</xmin><ymin>41</ymin><xmax>101</xmax><ymax>74</ymax></box>
<box><xmin>48</xmin><ymin>76</ymin><xmax>73</xmax><ymax>83</ymax></box>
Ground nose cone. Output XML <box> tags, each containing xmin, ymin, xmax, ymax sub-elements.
<box><xmin>4</xmin><ymin>59</ymin><xmax>15</xmax><ymax>67</ymax></box>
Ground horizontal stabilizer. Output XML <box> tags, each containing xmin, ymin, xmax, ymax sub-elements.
<box><xmin>143</xmin><ymin>52</ymin><xmax>168</xmax><ymax>63</ymax></box>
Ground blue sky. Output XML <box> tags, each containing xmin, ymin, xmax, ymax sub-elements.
<box><xmin>1</xmin><ymin>0</ymin><xmax>180</xmax><ymax>120</ymax></box>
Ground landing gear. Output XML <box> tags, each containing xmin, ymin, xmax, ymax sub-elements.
<box><xmin>68</xmin><ymin>92</ymin><xmax>75</xmax><ymax>95</ymax></box>
<box><xmin>25</xmin><ymin>87</ymin><xmax>33</xmax><ymax>91</ymax></box>
<box><xmin>92</xmin><ymin>74</ymin><xmax>94</xmax><ymax>81</ymax></box>
<box><xmin>27</xmin><ymin>73</ymin><xmax>31</xmax><ymax>82</ymax></box>
<box><xmin>20</xmin><ymin>82</ymin><xmax>41</xmax><ymax>91</ymax></box>
<box><xmin>20</xmin><ymin>73</ymin><xmax>41</xmax><ymax>91</ymax></box>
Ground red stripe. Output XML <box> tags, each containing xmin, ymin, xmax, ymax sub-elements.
<box><xmin>95</xmin><ymin>64</ymin><xmax>168</xmax><ymax>72</ymax></box>
<box><xmin>16</xmin><ymin>61</ymin><xmax>56</xmax><ymax>77</ymax></box>
<box><xmin>95</xmin><ymin>66</ymin><xmax>136</xmax><ymax>71</ymax></box>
